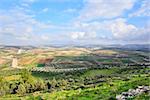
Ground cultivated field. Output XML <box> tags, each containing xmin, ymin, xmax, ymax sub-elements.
<box><xmin>0</xmin><ymin>46</ymin><xmax>149</xmax><ymax>99</ymax></box>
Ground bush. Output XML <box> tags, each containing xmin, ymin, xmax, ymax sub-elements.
<box><xmin>16</xmin><ymin>84</ymin><xmax>26</xmax><ymax>95</ymax></box>
<box><xmin>34</xmin><ymin>79</ymin><xmax>46</xmax><ymax>91</ymax></box>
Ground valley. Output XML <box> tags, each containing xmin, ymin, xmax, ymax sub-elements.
<box><xmin>0</xmin><ymin>45</ymin><xmax>149</xmax><ymax>99</ymax></box>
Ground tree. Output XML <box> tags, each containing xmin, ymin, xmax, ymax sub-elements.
<box><xmin>0</xmin><ymin>84</ymin><xmax>10</xmax><ymax>96</ymax></box>
<box><xmin>51</xmin><ymin>78</ymin><xmax>57</xmax><ymax>89</ymax></box>
<box><xmin>34</xmin><ymin>79</ymin><xmax>46</xmax><ymax>91</ymax></box>
<box><xmin>0</xmin><ymin>77</ymin><xmax>10</xmax><ymax>96</ymax></box>
<box><xmin>16</xmin><ymin>84</ymin><xmax>26</xmax><ymax>95</ymax></box>
<box><xmin>46</xmin><ymin>81</ymin><xmax>51</xmax><ymax>90</ymax></box>
<box><xmin>59</xmin><ymin>79</ymin><xmax>68</xmax><ymax>90</ymax></box>
<box><xmin>24</xmin><ymin>82</ymin><xmax>31</xmax><ymax>93</ymax></box>
<box><xmin>10</xmin><ymin>83</ymin><xmax>18</xmax><ymax>94</ymax></box>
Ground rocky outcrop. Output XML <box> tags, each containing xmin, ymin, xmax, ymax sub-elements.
<box><xmin>116</xmin><ymin>86</ymin><xmax>150</xmax><ymax>100</ymax></box>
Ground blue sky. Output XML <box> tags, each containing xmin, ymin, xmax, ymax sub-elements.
<box><xmin>0</xmin><ymin>0</ymin><xmax>149</xmax><ymax>45</ymax></box>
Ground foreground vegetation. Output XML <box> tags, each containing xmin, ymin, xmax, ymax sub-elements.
<box><xmin>0</xmin><ymin>67</ymin><xmax>149</xmax><ymax>100</ymax></box>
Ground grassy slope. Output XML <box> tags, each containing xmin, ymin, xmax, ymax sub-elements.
<box><xmin>1</xmin><ymin>74</ymin><xmax>149</xmax><ymax>100</ymax></box>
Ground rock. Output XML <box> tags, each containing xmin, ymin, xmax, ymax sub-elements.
<box><xmin>128</xmin><ymin>89</ymin><xmax>134</xmax><ymax>92</ymax></box>
<box><xmin>143</xmin><ymin>86</ymin><xmax>150</xmax><ymax>92</ymax></box>
<box><xmin>138</xmin><ymin>86</ymin><xmax>144</xmax><ymax>89</ymax></box>
<box><xmin>122</xmin><ymin>92</ymin><xmax>128</xmax><ymax>96</ymax></box>
<box><xmin>116</xmin><ymin>86</ymin><xmax>150</xmax><ymax>100</ymax></box>
<box><xmin>131</xmin><ymin>90</ymin><xmax>137</xmax><ymax>96</ymax></box>
<box><xmin>121</xmin><ymin>95</ymin><xmax>127</xmax><ymax>100</ymax></box>
<box><xmin>135</xmin><ymin>88</ymin><xmax>141</xmax><ymax>94</ymax></box>
<box><xmin>116</xmin><ymin>95</ymin><xmax>126</xmax><ymax>100</ymax></box>
<box><xmin>116</xmin><ymin>95</ymin><xmax>122</xmax><ymax>99</ymax></box>
<box><xmin>128</xmin><ymin>92</ymin><xmax>133</xmax><ymax>98</ymax></box>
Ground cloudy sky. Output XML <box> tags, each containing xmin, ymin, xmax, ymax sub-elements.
<box><xmin>0</xmin><ymin>0</ymin><xmax>149</xmax><ymax>45</ymax></box>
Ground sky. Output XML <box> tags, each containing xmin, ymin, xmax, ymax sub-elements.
<box><xmin>0</xmin><ymin>0</ymin><xmax>149</xmax><ymax>46</ymax></box>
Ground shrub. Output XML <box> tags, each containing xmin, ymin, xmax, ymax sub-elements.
<box><xmin>16</xmin><ymin>84</ymin><xmax>26</xmax><ymax>95</ymax></box>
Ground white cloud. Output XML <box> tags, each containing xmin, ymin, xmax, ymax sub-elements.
<box><xmin>0</xmin><ymin>8</ymin><xmax>54</xmax><ymax>45</ymax></box>
<box><xmin>21</xmin><ymin>3</ymin><xmax>30</xmax><ymax>8</ymax></box>
<box><xmin>110</xmin><ymin>18</ymin><xmax>150</xmax><ymax>43</ymax></box>
<box><xmin>42</xmin><ymin>8</ymin><xmax>49</xmax><ymax>13</ymax></box>
<box><xmin>74</xmin><ymin>21</ymin><xmax>107</xmax><ymax>32</ymax></box>
<box><xmin>70</xmin><ymin>31</ymin><xmax>97</xmax><ymax>40</ymax></box>
<box><xmin>72</xmin><ymin>21</ymin><xmax>105</xmax><ymax>39</ymax></box>
<box><xmin>22</xmin><ymin>0</ymin><xmax>36</xmax><ymax>3</ymax></box>
<box><xmin>71</xmin><ymin>32</ymin><xmax>85</xmax><ymax>39</ymax></box>
<box><xmin>72</xmin><ymin>17</ymin><xmax>149</xmax><ymax>43</ymax></box>
<box><xmin>71</xmin><ymin>0</ymin><xmax>149</xmax><ymax>44</ymax></box>
<box><xmin>63</xmin><ymin>8</ymin><xmax>77</xmax><ymax>13</ymax></box>
<box><xmin>129</xmin><ymin>0</ymin><xmax>150</xmax><ymax>17</ymax></box>
<box><xmin>78</xmin><ymin>0</ymin><xmax>135</xmax><ymax>21</ymax></box>
<box><xmin>41</xmin><ymin>35</ymin><xmax>49</xmax><ymax>40</ymax></box>
<box><xmin>110</xmin><ymin>18</ymin><xmax>138</xmax><ymax>38</ymax></box>
<box><xmin>0</xmin><ymin>0</ymin><xmax>149</xmax><ymax>45</ymax></box>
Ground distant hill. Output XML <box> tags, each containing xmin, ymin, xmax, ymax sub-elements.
<box><xmin>103</xmin><ymin>44</ymin><xmax>150</xmax><ymax>52</ymax></box>
<box><xmin>0</xmin><ymin>44</ymin><xmax>149</xmax><ymax>52</ymax></box>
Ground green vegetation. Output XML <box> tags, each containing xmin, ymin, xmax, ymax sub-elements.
<box><xmin>37</xmin><ymin>63</ymin><xmax>45</xmax><ymax>67</ymax></box>
<box><xmin>1</xmin><ymin>74</ymin><xmax>149</xmax><ymax>100</ymax></box>
<box><xmin>0</xmin><ymin>48</ymin><xmax>149</xmax><ymax>99</ymax></box>
<box><xmin>81</xmin><ymin>68</ymin><xmax>119</xmax><ymax>78</ymax></box>
<box><xmin>133</xmin><ymin>93</ymin><xmax>150</xmax><ymax>100</ymax></box>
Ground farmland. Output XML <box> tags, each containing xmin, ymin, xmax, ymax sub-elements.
<box><xmin>0</xmin><ymin>45</ymin><xmax>149</xmax><ymax>100</ymax></box>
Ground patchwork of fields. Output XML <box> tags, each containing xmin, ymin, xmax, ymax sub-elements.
<box><xmin>0</xmin><ymin>46</ymin><xmax>149</xmax><ymax>99</ymax></box>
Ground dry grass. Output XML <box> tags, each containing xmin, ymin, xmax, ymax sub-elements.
<box><xmin>18</xmin><ymin>57</ymin><xmax>38</xmax><ymax>65</ymax></box>
<box><xmin>0</xmin><ymin>58</ymin><xmax>6</xmax><ymax>64</ymax></box>
<box><xmin>4</xmin><ymin>75</ymin><xmax>21</xmax><ymax>81</ymax></box>
<box><xmin>1</xmin><ymin>48</ymin><xmax>90</xmax><ymax>67</ymax></box>
<box><xmin>30</xmin><ymin>48</ymin><xmax>89</xmax><ymax>57</ymax></box>
<box><xmin>94</xmin><ymin>50</ymin><xmax>118</xmax><ymax>55</ymax></box>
